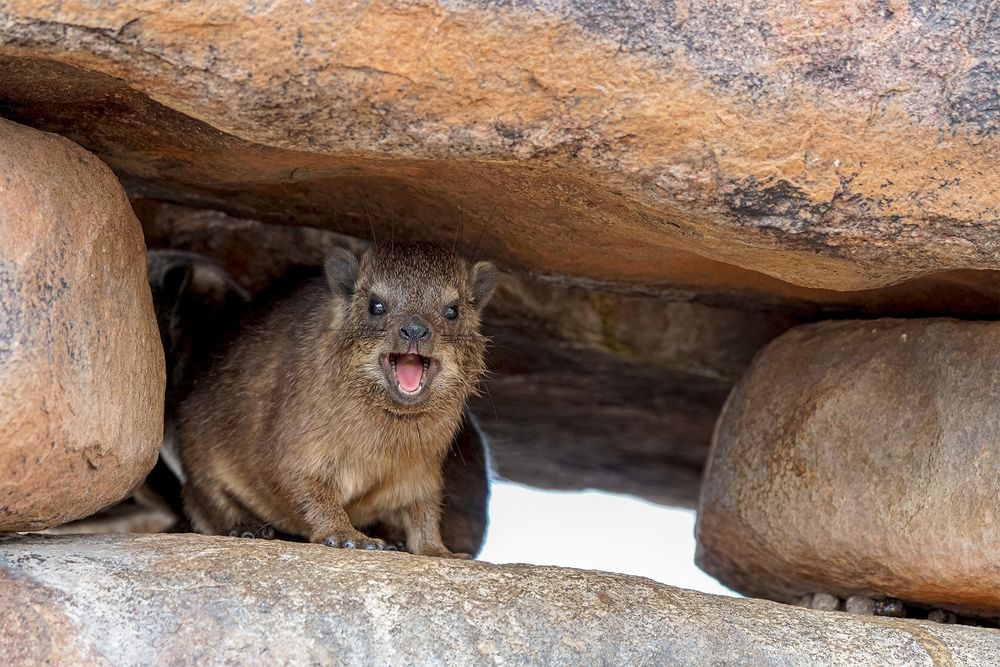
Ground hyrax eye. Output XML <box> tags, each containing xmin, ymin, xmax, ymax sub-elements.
<box><xmin>444</xmin><ymin>304</ymin><xmax>459</xmax><ymax>320</ymax></box>
<box><xmin>369</xmin><ymin>298</ymin><xmax>386</xmax><ymax>316</ymax></box>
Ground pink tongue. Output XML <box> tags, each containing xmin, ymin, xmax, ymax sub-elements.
<box><xmin>395</xmin><ymin>354</ymin><xmax>424</xmax><ymax>392</ymax></box>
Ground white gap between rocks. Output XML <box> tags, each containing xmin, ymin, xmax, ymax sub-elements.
<box><xmin>479</xmin><ymin>481</ymin><xmax>739</xmax><ymax>597</ymax></box>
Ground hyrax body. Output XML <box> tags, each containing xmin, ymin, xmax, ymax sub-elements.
<box><xmin>174</xmin><ymin>243</ymin><xmax>498</xmax><ymax>557</ymax></box>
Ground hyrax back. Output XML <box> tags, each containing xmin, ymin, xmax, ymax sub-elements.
<box><xmin>174</xmin><ymin>242</ymin><xmax>498</xmax><ymax>556</ymax></box>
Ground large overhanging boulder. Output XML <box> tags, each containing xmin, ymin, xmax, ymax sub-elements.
<box><xmin>1</xmin><ymin>1</ymin><xmax>999</xmax><ymax>296</ymax></box>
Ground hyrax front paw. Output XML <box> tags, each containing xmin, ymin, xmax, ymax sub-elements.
<box><xmin>227</xmin><ymin>525</ymin><xmax>276</xmax><ymax>540</ymax></box>
<box><xmin>321</xmin><ymin>531</ymin><xmax>389</xmax><ymax>551</ymax></box>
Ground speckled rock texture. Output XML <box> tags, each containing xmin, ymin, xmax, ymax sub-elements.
<box><xmin>1</xmin><ymin>1</ymin><xmax>999</xmax><ymax>296</ymax></box>
<box><xmin>0</xmin><ymin>119</ymin><xmax>165</xmax><ymax>531</ymax></box>
<box><xmin>696</xmin><ymin>319</ymin><xmax>1000</xmax><ymax>617</ymax></box>
<box><xmin>2</xmin><ymin>533</ymin><xmax>1000</xmax><ymax>666</ymax></box>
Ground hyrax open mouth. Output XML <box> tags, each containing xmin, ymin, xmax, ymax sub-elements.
<box><xmin>384</xmin><ymin>352</ymin><xmax>436</xmax><ymax>396</ymax></box>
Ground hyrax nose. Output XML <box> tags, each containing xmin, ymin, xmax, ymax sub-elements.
<box><xmin>399</xmin><ymin>317</ymin><xmax>432</xmax><ymax>342</ymax></box>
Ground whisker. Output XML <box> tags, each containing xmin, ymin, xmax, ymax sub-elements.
<box><xmin>365</xmin><ymin>205</ymin><xmax>378</xmax><ymax>245</ymax></box>
<box><xmin>471</xmin><ymin>223</ymin><xmax>488</xmax><ymax>264</ymax></box>
<box><xmin>480</xmin><ymin>380</ymin><xmax>499</xmax><ymax>422</ymax></box>
<box><xmin>452</xmin><ymin>214</ymin><xmax>464</xmax><ymax>253</ymax></box>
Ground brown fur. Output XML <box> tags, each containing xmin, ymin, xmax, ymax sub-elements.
<box><xmin>174</xmin><ymin>243</ymin><xmax>497</xmax><ymax>557</ymax></box>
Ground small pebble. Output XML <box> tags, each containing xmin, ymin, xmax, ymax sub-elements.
<box><xmin>810</xmin><ymin>593</ymin><xmax>841</xmax><ymax>611</ymax></box>
<box><xmin>845</xmin><ymin>595</ymin><xmax>875</xmax><ymax>615</ymax></box>
<box><xmin>927</xmin><ymin>609</ymin><xmax>958</xmax><ymax>624</ymax></box>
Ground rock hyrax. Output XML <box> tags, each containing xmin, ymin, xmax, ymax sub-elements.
<box><xmin>174</xmin><ymin>242</ymin><xmax>498</xmax><ymax>557</ymax></box>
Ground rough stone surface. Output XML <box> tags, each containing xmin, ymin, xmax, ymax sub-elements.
<box><xmin>0</xmin><ymin>118</ymin><xmax>165</xmax><ymax>531</ymax></box>
<box><xmin>1</xmin><ymin>3</ymin><xmax>1000</xmax><ymax>293</ymax></box>
<box><xmin>42</xmin><ymin>499</ymin><xmax>175</xmax><ymax>537</ymax></box>
<box><xmin>131</xmin><ymin>200</ymin><xmax>1000</xmax><ymax>321</ymax></box>
<box><xmin>2</xmin><ymin>533</ymin><xmax>1000</xmax><ymax>666</ymax></box>
<box><xmin>697</xmin><ymin>319</ymin><xmax>1000</xmax><ymax>617</ymax></box>
<box><xmin>846</xmin><ymin>595</ymin><xmax>876</xmax><ymax>616</ymax></box>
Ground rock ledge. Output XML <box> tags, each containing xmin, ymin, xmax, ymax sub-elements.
<box><xmin>2</xmin><ymin>533</ymin><xmax>999</xmax><ymax>665</ymax></box>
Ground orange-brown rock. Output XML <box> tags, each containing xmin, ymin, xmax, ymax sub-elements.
<box><xmin>1</xmin><ymin>2</ymin><xmax>999</xmax><ymax>295</ymax></box>
<box><xmin>0</xmin><ymin>118</ymin><xmax>164</xmax><ymax>531</ymax></box>
<box><xmin>696</xmin><ymin>319</ymin><xmax>1000</xmax><ymax>617</ymax></box>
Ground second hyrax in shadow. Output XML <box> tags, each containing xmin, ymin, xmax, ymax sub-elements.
<box><xmin>174</xmin><ymin>242</ymin><xmax>498</xmax><ymax>558</ymax></box>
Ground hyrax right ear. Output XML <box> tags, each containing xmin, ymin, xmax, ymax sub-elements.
<box><xmin>470</xmin><ymin>260</ymin><xmax>499</xmax><ymax>310</ymax></box>
<box><xmin>324</xmin><ymin>247</ymin><xmax>360</xmax><ymax>299</ymax></box>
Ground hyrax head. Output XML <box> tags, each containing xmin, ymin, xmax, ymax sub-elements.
<box><xmin>325</xmin><ymin>242</ymin><xmax>498</xmax><ymax>413</ymax></box>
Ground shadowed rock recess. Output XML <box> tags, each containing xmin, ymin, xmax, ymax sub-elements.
<box><xmin>4</xmin><ymin>534</ymin><xmax>1000</xmax><ymax>666</ymax></box>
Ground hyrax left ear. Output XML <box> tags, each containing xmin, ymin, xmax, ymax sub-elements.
<box><xmin>470</xmin><ymin>261</ymin><xmax>499</xmax><ymax>310</ymax></box>
<box><xmin>324</xmin><ymin>247</ymin><xmax>360</xmax><ymax>299</ymax></box>
<box><xmin>160</xmin><ymin>257</ymin><xmax>194</xmax><ymax>305</ymax></box>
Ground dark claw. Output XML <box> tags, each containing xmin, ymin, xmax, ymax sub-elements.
<box><xmin>322</xmin><ymin>533</ymin><xmax>389</xmax><ymax>551</ymax></box>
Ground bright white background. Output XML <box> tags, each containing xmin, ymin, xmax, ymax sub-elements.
<box><xmin>479</xmin><ymin>481</ymin><xmax>737</xmax><ymax>597</ymax></box>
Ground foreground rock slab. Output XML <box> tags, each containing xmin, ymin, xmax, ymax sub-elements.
<box><xmin>0</xmin><ymin>118</ymin><xmax>164</xmax><ymax>531</ymax></box>
<box><xmin>2</xmin><ymin>2</ymin><xmax>1000</xmax><ymax>291</ymax></box>
<box><xmin>2</xmin><ymin>534</ymin><xmax>999</xmax><ymax>666</ymax></box>
<box><xmin>697</xmin><ymin>319</ymin><xmax>1000</xmax><ymax>617</ymax></box>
